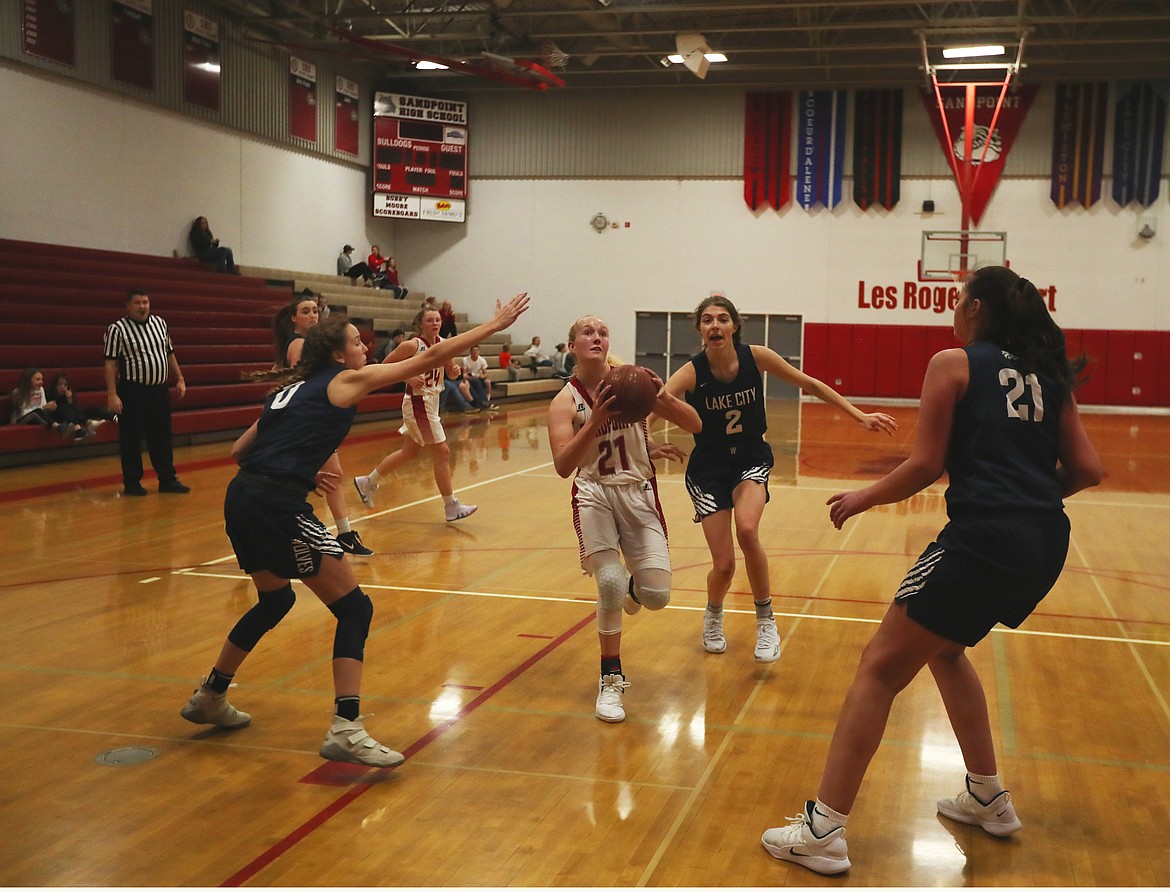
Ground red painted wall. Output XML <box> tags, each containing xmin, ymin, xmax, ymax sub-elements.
<box><xmin>803</xmin><ymin>323</ymin><xmax>1169</xmax><ymax>408</ymax></box>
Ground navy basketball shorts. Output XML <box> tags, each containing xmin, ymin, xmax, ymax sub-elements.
<box><xmin>685</xmin><ymin>442</ymin><xmax>774</xmax><ymax>521</ymax></box>
<box><xmin>224</xmin><ymin>475</ymin><xmax>344</xmax><ymax>579</ymax></box>
<box><xmin>894</xmin><ymin>511</ymin><xmax>1071</xmax><ymax>647</ymax></box>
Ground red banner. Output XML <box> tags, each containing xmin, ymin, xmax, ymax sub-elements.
<box><xmin>921</xmin><ymin>83</ymin><xmax>1038</xmax><ymax>225</ymax></box>
<box><xmin>744</xmin><ymin>92</ymin><xmax>791</xmax><ymax>211</ymax></box>
<box><xmin>335</xmin><ymin>77</ymin><xmax>359</xmax><ymax>156</ymax></box>
<box><xmin>111</xmin><ymin>0</ymin><xmax>154</xmax><ymax>90</ymax></box>
<box><xmin>182</xmin><ymin>11</ymin><xmax>220</xmax><ymax>112</ymax></box>
<box><xmin>289</xmin><ymin>56</ymin><xmax>317</xmax><ymax>143</ymax></box>
<box><xmin>853</xmin><ymin>89</ymin><xmax>902</xmax><ymax>211</ymax></box>
<box><xmin>23</xmin><ymin>0</ymin><xmax>75</xmax><ymax>66</ymax></box>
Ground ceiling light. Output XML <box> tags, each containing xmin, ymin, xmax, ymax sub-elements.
<box><xmin>414</xmin><ymin>60</ymin><xmax>449</xmax><ymax>70</ymax></box>
<box><xmin>942</xmin><ymin>44</ymin><xmax>1005</xmax><ymax>59</ymax></box>
<box><xmin>666</xmin><ymin>52</ymin><xmax>726</xmax><ymax>64</ymax></box>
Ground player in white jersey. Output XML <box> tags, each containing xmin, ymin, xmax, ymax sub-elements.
<box><xmin>354</xmin><ymin>307</ymin><xmax>477</xmax><ymax>522</ymax></box>
<box><xmin>547</xmin><ymin>315</ymin><xmax>702</xmax><ymax>723</ymax></box>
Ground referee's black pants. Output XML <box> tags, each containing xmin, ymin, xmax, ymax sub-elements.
<box><xmin>117</xmin><ymin>381</ymin><xmax>177</xmax><ymax>488</ymax></box>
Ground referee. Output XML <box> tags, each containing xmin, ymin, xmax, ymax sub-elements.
<box><xmin>104</xmin><ymin>288</ymin><xmax>191</xmax><ymax>496</ymax></box>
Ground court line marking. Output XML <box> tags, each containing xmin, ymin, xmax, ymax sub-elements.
<box><xmin>172</xmin><ymin>570</ymin><xmax>1170</xmax><ymax>649</ymax></box>
<box><xmin>219</xmin><ymin>608</ymin><xmax>596</xmax><ymax>887</ymax></box>
<box><xmin>1072</xmin><ymin>534</ymin><xmax>1170</xmax><ymax>727</ymax></box>
<box><xmin>183</xmin><ymin>459</ymin><xmax>556</xmax><ymax>569</ymax></box>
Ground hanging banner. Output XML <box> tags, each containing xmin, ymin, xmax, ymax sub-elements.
<box><xmin>796</xmin><ymin>90</ymin><xmax>847</xmax><ymax>210</ymax></box>
<box><xmin>289</xmin><ymin>56</ymin><xmax>317</xmax><ymax>143</ymax></box>
<box><xmin>1112</xmin><ymin>80</ymin><xmax>1168</xmax><ymax>207</ymax></box>
<box><xmin>922</xmin><ymin>83</ymin><xmax>1038</xmax><ymax>226</ymax></box>
<box><xmin>335</xmin><ymin>76</ymin><xmax>360</xmax><ymax>156</ymax></box>
<box><xmin>111</xmin><ymin>0</ymin><xmax>154</xmax><ymax>90</ymax></box>
<box><xmin>743</xmin><ymin>92</ymin><xmax>792</xmax><ymax>211</ymax></box>
<box><xmin>1051</xmin><ymin>83</ymin><xmax>1107</xmax><ymax>208</ymax></box>
<box><xmin>182</xmin><ymin>11</ymin><xmax>220</xmax><ymax>112</ymax></box>
<box><xmin>853</xmin><ymin>89</ymin><xmax>903</xmax><ymax>211</ymax></box>
<box><xmin>23</xmin><ymin>0</ymin><xmax>75</xmax><ymax>66</ymax></box>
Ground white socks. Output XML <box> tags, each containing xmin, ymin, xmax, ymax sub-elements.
<box><xmin>810</xmin><ymin>798</ymin><xmax>848</xmax><ymax>835</ymax></box>
<box><xmin>368</xmin><ymin>470</ymin><xmax>384</xmax><ymax>487</ymax></box>
<box><xmin>966</xmin><ymin>771</ymin><xmax>1005</xmax><ymax>804</ymax></box>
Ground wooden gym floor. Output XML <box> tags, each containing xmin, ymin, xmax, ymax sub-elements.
<box><xmin>0</xmin><ymin>399</ymin><xmax>1167</xmax><ymax>887</ymax></box>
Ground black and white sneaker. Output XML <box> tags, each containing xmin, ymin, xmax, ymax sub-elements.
<box><xmin>337</xmin><ymin>530</ymin><xmax>374</xmax><ymax>556</ymax></box>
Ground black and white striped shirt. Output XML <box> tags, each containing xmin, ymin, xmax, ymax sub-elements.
<box><xmin>103</xmin><ymin>315</ymin><xmax>175</xmax><ymax>386</ymax></box>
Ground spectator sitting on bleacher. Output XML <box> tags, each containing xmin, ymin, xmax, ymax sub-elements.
<box><xmin>441</xmin><ymin>366</ymin><xmax>477</xmax><ymax>414</ymax></box>
<box><xmin>551</xmin><ymin>342</ymin><xmax>571</xmax><ymax>378</ymax></box>
<box><xmin>315</xmin><ymin>290</ymin><xmax>330</xmax><ymax>320</ymax></box>
<box><xmin>375</xmin><ymin>328</ymin><xmax>406</xmax><ymax>365</ymax></box>
<box><xmin>439</xmin><ymin>300</ymin><xmax>458</xmax><ymax>338</ymax></box>
<box><xmin>498</xmin><ymin>343</ymin><xmax>524</xmax><ymax>381</ymax></box>
<box><xmin>9</xmin><ymin>367</ymin><xmax>85</xmax><ymax>439</ymax></box>
<box><xmin>189</xmin><ymin>216</ymin><xmax>239</xmax><ymax>274</ymax></box>
<box><xmin>461</xmin><ymin>345</ymin><xmax>497</xmax><ymax>409</ymax></box>
<box><xmin>367</xmin><ymin>245</ymin><xmax>391</xmax><ymax>290</ymax></box>
<box><xmin>385</xmin><ymin>257</ymin><xmax>408</xmax><ymax>300</ymax></box>
<box><xmin>524</xmin><ymin>336</ymin><xmax>553</xmax><ymax>370</ymax></box>
<box><xmin>49</xmin><ymin>373</ymin><xmax>114</xmax><ymax>435</ymax></box>
<box><xmin>337</xmin><ymin>245</ymin><xmax>372</xmax><ymax>285</ymax></box>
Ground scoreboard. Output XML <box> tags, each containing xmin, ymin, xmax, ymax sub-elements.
<box><xmin>372</xmin><ymin>92</ymin><xmax>467</xmax><ymax>223</ymax></box>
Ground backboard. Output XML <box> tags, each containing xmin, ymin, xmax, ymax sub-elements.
<box><xmin>920</xmin><ymin>230</ymin><xmax>1006</xmax><ymax>281</ymax></box>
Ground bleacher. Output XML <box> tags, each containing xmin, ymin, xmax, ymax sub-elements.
<box><xmin>238</xmin><ymin>263</ymin><xmax>566</xmax><ymax>401</ymax></box>
<box><xmin>0</xmin><ymin>242</ymin><xmax>562</xmax><ymax>467</ymax></box>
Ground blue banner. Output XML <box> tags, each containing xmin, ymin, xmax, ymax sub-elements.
<box><xmin>1112</xmin><ymin>81</ymin><xmax>1167</xmax><ymax>207</ymax></box>
<box><xmin>797</xmin><ymin>90</ymin><xmax>847</xmax><ymax>210</ymax></box>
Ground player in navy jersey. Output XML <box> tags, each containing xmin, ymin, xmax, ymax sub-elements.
<box><xmin>272</xmin><ymin>293</ymin><xmax>373</xmax><ymax>556</ymax></box>
<box><xmin>661</xmin><ymin>296</ymin><xmax>896</xmax><ymax>664</ymax></box>
<box><xmin>761</xmin><ymin>267</ymin><xmax>1102</xmax><ymax>876</ymax></box>
<box><xmin>547</xmin><ymin>315</ymin><xmax>701</xmax><ymax>723</ymax></box>
<box><xmin>180</xmin><ymin>294</ymin><xmax>529</xmax><ymax>768</ymax></box>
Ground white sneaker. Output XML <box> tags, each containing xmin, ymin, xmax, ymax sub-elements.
<box><xmin>353</xmin><ymin>475</ymin><xmax>376</xmax><ymax>508</ymax></box>
<box><xmin>761</xmin><ymin>801</ymin><xmax>851</xmax><ymax>875</ymax></box>
<box><xmin>702</xmin><ymin>607</ymin><xmax>726</xmax><ymax>653</ymax></box>
<box><xmin>445</xmin><ymin>500</ymin><xmax>477</xmax><ymax>522</ymax></box>
<box><xmin>180</xmin><ymin>685</ymin><xmax>251</xmax><ymax>729</ymax></box>
<box><xmin>623</xmin><ymin>576</ymin><xmax>642</xmax><ymax>615</ymax></box>
<box><xmin>754</xmin><ymin>616</ymin><xmax>781</xmax><ymax>662</ymax></box>
<box><xmin>595</xmin><ymin>673</ymin><xmax>630</xmax><ymax>723</ymax></box>
<box><xmin>937</xmin><ymin>779</ymin><xmax>1022</xmax><ymax>836</ymax></box>
<box><xmin>319</xmin><ymin>716</ymin><xmax>405</xmax><ymax>768</ymax></box>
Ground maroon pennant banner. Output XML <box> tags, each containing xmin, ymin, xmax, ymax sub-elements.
<box><xmin>921</xmin><ymin>83</ymin><xmax>1038</xmax><ymax>225</ymax></box>
<box><xmin>744</xmin><ymin>92</ymin><xmax>792</xmax><ymax>211</ymax></box>
<box><xmin>853</xmin><ymin>89</ymin><xmax>902</xmax><ymax>211</ymax></box>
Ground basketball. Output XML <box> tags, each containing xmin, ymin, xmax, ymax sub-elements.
<box><xmin>600</xmin><ymin>365</ymin><xmax>658</xmax><ymax>425</ymax></box>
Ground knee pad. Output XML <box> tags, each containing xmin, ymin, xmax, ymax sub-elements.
<box><xmin>634</xmin><ymin>585</ymin><xmax>670</xmax><ymax>610</ymax></box>
<box><xmin>328</xmin><ymin>587</ymin><xmax>374</xmax><ymax>662</ymax></box>
<box><xmin>632</xmin><ymin>568</ymin><xmax>671</xmax><ymax>610</ymax></box>
<box><xmin>594</xmin><ymin>562</ymin><xmax>628</xmax><ymax>613</ymax></box>
<box><xmin>228</xmin><ymin>583</ymin><xmax>296</xmax><ymax>652</ymax></box>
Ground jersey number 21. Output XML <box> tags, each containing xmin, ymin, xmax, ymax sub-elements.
<box><xmin>998</xmin><ymin>369</ymin><xmax>1044</xmax><ymax>422</ymax></box>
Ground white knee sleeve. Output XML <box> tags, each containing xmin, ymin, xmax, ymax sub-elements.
<box><xmin>632</xmin><ymin>568</ymin><xmax>671</xmax><ymax>610</ymax></box>
<box><xmin>595</xmin><ymin>562</ymin><xmax>628</xmax><ymax>613</ymax></box>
